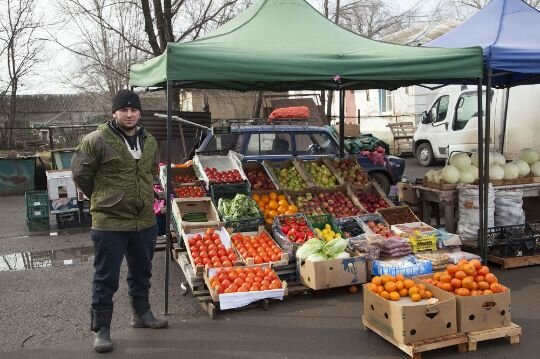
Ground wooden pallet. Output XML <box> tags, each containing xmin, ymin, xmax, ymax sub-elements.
<box><xmin>192</xmin><ymin>288</ymin><xmax>272</xmax><ymax>320</ymax></box>
<box><xmin>362</xmin><ymin>316</ymin><xmax>468</xmax><ymax>359</ymax></box>
<box><xmin>176</xmin><ymin>252</ymin><xmax>205</xmax><ymax>293</ymax></box>
<box><xmin>466</xmin><ymin>323</ymin><xmax>522</xmax><ymax>351</ymax></box>
<box><xmin>487</xmin><ymin>254</ymin><xmax>540</xmax><ymax>270</ymax></box>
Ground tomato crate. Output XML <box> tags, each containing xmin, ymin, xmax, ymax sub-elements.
<box><xmin>26</xmin><ymin>217</ymin><xmax>50</xmax><ymax>232</ymax></box>
<box><xmin>229</xmin><ymin>227</ymin><xmax>289</xmax><ymax>267</ymax></box>
<box><xmin>193</xmin><ymin>152</ymin><xmax>248</xmax><ymax>189</ymax></box>
<box><xmin>159</xmin><ymin>165</ymin><xmax>198</xmax><ymax>191</ymax></box>
<box><xmin>173</xmin><ymin>182</ymin><xmax>207</xmax><ymax>199</ymax></box>
<box><xmin>487</xmin><ymin>224</ymin><xmax>536</xmax><ymax>258</ymax></box>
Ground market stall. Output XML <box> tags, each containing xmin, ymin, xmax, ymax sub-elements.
<box><xmin>129</xmin><ymin>0</ymin><xmax>484</xmax><ymax>315</ymax></box>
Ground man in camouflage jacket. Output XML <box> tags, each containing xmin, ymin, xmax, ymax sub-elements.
<box><xmin>72</xmin><ymin>90</ymin><xmax>167</xmax><ymax>353</ymax></box>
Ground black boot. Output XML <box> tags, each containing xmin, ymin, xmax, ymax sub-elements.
<box><xmin>91</xmin><ymin>308</ymin><xmax>113</xmax><ymax>353</ymax></box>
<box><xmin>130</xmin><ymin>296</ymin><xmax>168</xmax><ymax>329</ymax></box>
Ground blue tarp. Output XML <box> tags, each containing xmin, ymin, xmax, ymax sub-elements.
<box><xmin>425</xmin><ymin>0</ymin><xmax>540</xmax><ymax>87</ymax></box>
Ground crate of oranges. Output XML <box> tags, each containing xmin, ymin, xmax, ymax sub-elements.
<box><xmin>252</xmin><ymin>191</ymin><xmax>299</xmax><ymax>226</ymax></box>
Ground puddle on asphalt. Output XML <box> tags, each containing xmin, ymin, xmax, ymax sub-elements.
<box><xmin>0</xmin><ymin>246</ymin><xmax>94</xmax><ymax>271</ymax></box>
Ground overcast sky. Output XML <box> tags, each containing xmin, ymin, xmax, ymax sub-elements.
<box><xmin>22</xmin><ymin>0</ymin><xmax>447</xmax><ymax>95</ymax></box>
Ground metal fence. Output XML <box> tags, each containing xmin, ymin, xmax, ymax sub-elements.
<box><xmin>0</xmin><ymin>125</ymin><xmax>98</xmax><ymax>152</ymax></box>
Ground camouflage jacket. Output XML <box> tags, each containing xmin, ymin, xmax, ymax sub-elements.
<box><xmin>71</xmin><ymin>122</ymin><xmax>158</xmax><ymax>231</ymax></box>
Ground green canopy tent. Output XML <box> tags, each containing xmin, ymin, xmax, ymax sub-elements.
<box><xmin>129</xmin><ymin>0</ymin><xmax>484</xmax><ymax>313</ymax></box>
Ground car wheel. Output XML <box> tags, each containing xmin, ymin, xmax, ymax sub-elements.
<box><xmin>416</xmin><ymin>143</ymin><xmax>435</xmax><ymax>167</ymax></box>
<box><xmin>370</xmin><ymin>172</ymin><xmax>391</xmax><ymax>195</ymax></box>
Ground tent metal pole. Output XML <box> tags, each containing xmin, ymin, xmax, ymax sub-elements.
<box><xmin>476</xmin><ymin>77</ymin><xmax>484</xmax><ymax>263</ymax></box>
<box><xmin>500</xmin><ymin>87</ymin><xmax>510</xmax><ymax>153</ymax></box>
<box><xmin>483</xmin><ymin>70</ymin><xmax>493</xmax><ymax>263</ymax></box>
<box><xmin>164</xmin><ymin>80</ymin><xmax>173</xmax><ymax>315</ymax></box>
<box><xmin>339</xmin><ymin>89</ymin><xmax>345</xmax><ymax>158</ymax></box>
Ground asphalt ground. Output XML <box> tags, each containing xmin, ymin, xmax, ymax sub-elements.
<box><xmin>1</xmin><ymin>158</ymin><xmax>539</xmax><ymax>358</ymax></box>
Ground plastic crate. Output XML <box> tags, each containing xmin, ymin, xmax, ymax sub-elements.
<box><xmin>486</xmin><ymin>224</ymin><xmax>536</xmax><ymax>258</ymax></box>
<box><xmin>371</xmin><ymin>258</ymin><xmax>433</xmax><ymax>277</ymax></box>
<box><xmin>408</xmin><ymin>233</ymin><xmax>437</xmax><ymax>253</ymax></box>
<box><xmin>525</xmin><ymin>220</ymin><xmax>540</xmax><ymax>254</ymax></box>
<box><xmin>210</xmin><ymin>181</ymin><xmax>251</xmax><ymax>205</ymax></box>
<box><xmin>26</xmin><ymin>217</ymin><xmax>50</xmax><ymax>232</ymax></box>
<box><xmin>223</xmin><ymin>214</ymin><xmax>264</xmax><ymax>233</ymax></box>
<box><xmin>25</xmin><ymin>190</ymin><xmax>50</xmax><ymax>220</ymax></box>
<box><xmin>56</xmin><ymin>211</ymin><xmax>80</xmax><ymax>229</ymax></box>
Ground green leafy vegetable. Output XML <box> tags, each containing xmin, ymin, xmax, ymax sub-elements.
<box><xmin>218</xmin><ymin>194</ymin><xmax>260</xmax><ymax>219</ymax></box>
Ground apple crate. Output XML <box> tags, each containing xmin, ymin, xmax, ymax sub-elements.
<box><xmin>262</xmin><ymin>159</ymin><xmax>314</xmax><ymax>191</ymax></box>
<box><xmin>358</xmin><ymin>213</ymin><xmax>392</xmax><ymax>235</ymax></box>
<box><xmin>350</xmin><ymin>182</ymin><xmax>394</xmax><ymax>213</ymax></box>
<box><xmin>193</xmin><ymin>152</ymin><xmax>248</xmax><ymax>189</ymax></box>
<box><xmin>288</xmin><ymin>186</ymin><xmax>365</xmax><ymax>219</ymax></box>
<box><xmin>242</xmin><ymin>162</ymin><xmax>278</xmax><ymax>191</ymax></box>
<box><xmin>323</xmin><ymin>155</ymin><xmax>370</xmax><ymax>187</ymax></box>
<box><xmin>296</xmin><ymin>158</ymin><xmax>344</xmax><ymax>189</ymax></box>
<box><xmin>229</xmin><ymin>226</ymin><xmax>289</xmax><ymax>267</ymax></box>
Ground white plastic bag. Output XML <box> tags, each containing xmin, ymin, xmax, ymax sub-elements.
<box><xmin>495</xmin><ymin>190</ymin><xmax>525</xmax><ymax>226</ymax></box>
<box><xmin>457</xmin><ymin>184</ymin><xmax>494</xmax><ymax>242</ymax></box>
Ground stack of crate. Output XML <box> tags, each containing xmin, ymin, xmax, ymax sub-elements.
<box><xmin>25</xmin><ymin>191</ymin><xmax>50</xmax><ymax>231</ymax></box>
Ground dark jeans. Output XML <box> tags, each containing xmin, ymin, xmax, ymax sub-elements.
<box><xmin>91</xmin><ymin>225</ymin><xmax>157</xmax><ymax>310</ymax></box>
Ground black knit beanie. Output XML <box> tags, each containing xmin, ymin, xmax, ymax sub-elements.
<box><xmin>111</xmin><ymin>89</ymin><xmax>142</xmax><ymax>113</ymax></box>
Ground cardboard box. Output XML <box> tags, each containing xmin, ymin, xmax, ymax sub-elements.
<box><xmin>454</xmin><ymin>289</ymin><xmax>511</xmax><ymax>333</ymax></box>
<box><xmin>297</xmin><ymin>255</ymin><xmax>367</xmax><ymax>290</ymax></box>
<box><xmin>363</xmin><ymin>279</ymin><xmax>457</xmax><ymax>344</ymax></box>
<box><xmin>417</xmin><ymin>278</ymin><xmax>512</xmax><ymax>333</ymax></box>
<box><xmin>46</xmin><ymin>170</ymin><xmax>78</xmax><ymax>214</ymax></box>
<box><xmin>333</xmin><ymin>123</ymin><xmax>360</xmax><ymax>138</ymax></box>
<box><xmin>397</xmin><ymin>182</ymin><xmax>418</xmax><ymax>203</ymax></box>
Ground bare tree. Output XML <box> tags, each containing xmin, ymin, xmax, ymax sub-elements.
<box><xmin>452</xmin><ymin>0</ymin><xmax>540</xmax><ymax>18</ymax></box>
<box><xmin>0</xmin><ymin>0</ymin><xmax>43</xmax><ymax>148</ymax></box>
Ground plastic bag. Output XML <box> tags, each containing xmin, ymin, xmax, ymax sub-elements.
<box><xmin>457</xmin><ymin>184</ymin><xmax>495</xmax><ymax>242</ymax></box>
<box><xmin>495</xmin><ymin>190</ymin><xmax>525</xmax><ymax>226</ymax></box>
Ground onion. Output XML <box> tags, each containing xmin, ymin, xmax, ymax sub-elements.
<box><xmin>512</xmin><ymin>159</ymin><xmax>530</xmax><ymax>177</ymax></box>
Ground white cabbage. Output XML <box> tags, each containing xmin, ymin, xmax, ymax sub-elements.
<box><xmin>459</xmin><ymin>169</ymin><xmax>476</xmax><ymax>184</ymax></box>
<box><xmin>492</xmin><ymin>152</ymin><xmax>506</xmax><ymax>166</ymax></box>
<box><xmin>489</xmin><ymin>164</ymin><xmax>505</xmax><ymax>180</ymax></box>
<box><xmin>512</xmin><ymin>159</ymin><xmax>530</xmax><ymax>177</ymax></box>
<box><xmin>449</xmin><ymin>153</ymin><xmax>472</xmax><ymax>171</ymax></box>
<box><xmin>519</xmin><ymin>148</ymin><xmax>539</xmax><ymax>165</ymax></box>
<box><xmin>469</xmin><ymin>165</ymin><xmax>479</xmax><ymax>180</ymax></box>
<box><xmin>531</xmin><ymin>161</ymin><xmax>540</xmax><ymax>177</ymax></box>
<box><xmin>502</xmin><ymin>163</ymin><xmax>519</xmax><ymax>180</ymax></box>
<box><xmin>441</xmin><ymin>165</ymin><xmax>460</xmax><ymax>184</ymax></box>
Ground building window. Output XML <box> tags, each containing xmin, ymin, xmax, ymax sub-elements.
<box><xmin>378</xmin><ymin>89</ymin><xmax>393</xmax><ymax>113</ymax></box>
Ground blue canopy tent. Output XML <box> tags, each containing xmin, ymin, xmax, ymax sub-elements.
<box><xmin>424</xmin><ymin>0</ymin><xmax>540</xmax><ymax>261</ymax></box>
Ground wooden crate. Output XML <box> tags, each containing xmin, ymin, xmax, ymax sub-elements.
<box><xmin>287</xmin><ymin>185</ymin><xmax>366</xmax><ymax>218</ymax></box>
<box><xmin>262</xmin><ymin>159</ymin><xmax>314</xmax><ymax>191</ymax></box>
<box><xmin>387</xmin><ymin>122</ymin><xmax>415</xmax><ymax>156</ymax></box>
<box><xmin>296</xmin><ymin>157</ymin><xmax>344</xmax><ymax>188</ymax></box>
<box><xmin>171</xmin><ymin>197</ymin><xmax>221</xmax><ymax>230</ymax></box>
<box><xmin>362</xmin><ymin>316</ymin><xmax>468</xmax><ymax>359</ymax></box>
<box><xmin>466</xmin><ymin>323</ymin><xmax>522</xmax><ymax>351</ymax></box>
<box><xmin>242</xmin><ymin>162</ymin><xmax>278</xmax><ymax>191</ymax></box>
<box><xmin>324</xmin><ymin>155</ymin><xmax>371</xmax><ymax>187</ymax></box>
<box><xmin>487</xmin><ymin>253</ymin><xmax>540</xmax><ymax>270</ymax></box>
<box><xmin>350</xmin><ymin>181</ymin><xmax>394</xmax><ymax>213</ymax></box>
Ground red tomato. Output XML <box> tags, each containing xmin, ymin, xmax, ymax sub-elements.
<box><xmin>202</xmin><ymin>258</ymin><xmax>211</xmax><ymax>265</ymax></box>
<box><xmin>221</xmin><ymin>279</ymin><xmax>231</xmax><ymax>288</ymax></box>
<box><xmin>206</xmin><ymin>228</ymin><xmax>215</xmax><ymax>235</ymax></box>
<box><xmin>222</xmin><ymin>260</ymin><xmax>232</xmax><ymax>267</ymax></box>
<box><xmin>188</xmin><ymin>238</ymin><xmax>196</xmax><ymax>246</ymax></box>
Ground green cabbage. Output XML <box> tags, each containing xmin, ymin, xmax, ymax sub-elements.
<box><xmin>323</xmin><ymin>238</ymin><xmax>348</xmax><ymax>258</ymax></box>
<box><xmin>307</xmin><ymin>253</ymin><xmax>327</xmax><ymax>262</ymax></box>
<box><xmin>296</xmin><ymin>238</ymin><xmax>325</xmax><ymax>260</ymax></box>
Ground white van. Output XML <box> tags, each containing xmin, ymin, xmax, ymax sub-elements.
<box><xmin>413</xmin><ymin>84</ymin><xmax>540</xmax><ymax>166</ymax></box>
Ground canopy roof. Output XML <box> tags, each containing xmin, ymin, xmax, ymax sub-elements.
<box><xmin>129</xmin><ymin>0</ymin><xmax>482</xmax><ymax>91</ymax></box>
<box><xmin>425</xmin><ymin>0</ymin><xmax>540</xmax><ymax>87</ymax></box>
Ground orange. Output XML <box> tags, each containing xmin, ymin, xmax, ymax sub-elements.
<box><xmin>416</xmin><ymin>283</ymin><xmax>426</xmax><ymax>291</ymax></box>
<box><xmin>454</xmin><ymin>270</ymin><xmax>466</xmax><ymax>280</ymax></box>
<box><xmin>365</xmin><ymin>283</ymin><xmax>378</xmax><ymax>293</ymax></box>
<box><xmin>379</xmin><ymin>291</ymin><xmax>390</xmax><ymax>300</ymax></box>
<box><xmin>261</xmin><ymin>195</ymin><xmax>270</xmax><ymax>203</ymax></box>
<box><xmin>278</xmin><ymin>199</ymin><xmax>289</xmax><ymax>207</ymax></box>
<box><xmin>424</xmin><ymin>290</ymin><xmax>433</xmax><ymax>299</ymax></box>
<box><xmin>485</xmin><ymin>273</ymin><xmax>498</xmax><ymax>284</ymax></box>
<box><xmin>371</xmin><ymin>276</ymin><xmax>382</xmax><ymax>286</ymax></box>
<box><xmin>377</xmin><ymin>286</ymin><xmax>384</xmax><ymax>294</ymax></box>
<box><xmin>462</xmin><ymin>277</ymin><xmax>475</xmax><ymax>290</ymax></box>
<box><xmin>408</xmin><ymin>286</ymin><xmax>419</xmax><ymax>296</ymax></box>
<box><xmin>268</xmin><ymin>210</ymin><xmax>278</xmax><ymax>218</ymax></box>
<box><xmin>277</xmin><ymin>194</ymin><xmax>286</xmax><ymax>201</ymax></box>
<box><xmin>288</xmin><ymin>204</ymin><xmax>298</xmax><ymax>213</ymax></box>
<box><xmin>483</xmin><ymin>289</ymin><xmax>493</xmax><ymax>295</ymax></box>
<box><xmin>252</xmin><ymin>194</ymin><xmax>261</xmax><ymax>201</ymax></box>
<box><xmin>276</xmin><ymin>205</ymin><xmax>287</xmax><ymax>214</ymax></box>
<box><xmin>455</xmin><ymin>288</ymin><xmax>471</xmax><ymax>296</ymax></box>
<box><xmin>440</xmin><ymin>273</ymin><xmax>452</xmax><ymax>283</ymax></box>
<box><xmin>418</xmin><ymin>289</ymin><xmax>427</xmax><ymax>299</ymax></box>
<box><xmin>395</xmin><ymin>281</ymin><xmax>404</xmax><ymax>291</ymax></box>
<box><xmin>469</xmin><ymin>259</ymin><xmax>482</xmax><ymax>270</ymax></box>
<box><xmin>399</xmin><ymin>288</ymin><xmax>408</xmax><ymax>297</ymax></box>
<box><xmin>441</xmin><ymin>283</ymin><xmax>453</xmax><ymax>292</ymax></box>
<box><xmin>284</xmin><ymin>210</ymin><xmax>295</xmax><ymax>215</ymax></box>
<box><xmin>475</xmin><ymin>275</ymin><xmax>485</xmax><ymax>283</ymax></box>
<box><xmin>462</xmin><ymin>264</ymin><xmax>477</xmax><ymax>277</ymax></box>
<box><xmin>478</xmin><ymin>266</ymin><xmax>490</xmax><ymax>276</ymax></box>
<box><xmin>380</xmin><ymin>275</ymin><xmax>392</xmax><ymax>285</ymax></box>
<box><xmin>396</xmin><ymin>274</ymin><xmax>405</xmax><ymax>282</ymax></box>
<box><xmin>410</xmin><ymin>293</ymin><xmax>421</xmax><ymax>302</ymax></box>
<box><xmin>490</xmin><ymin>282</ymin><xmax>503</xmax><ymax>293</ymax></box>
<box><xmin>446</xmin><ymin>264</ymin><xmax>459</xmax><ymax>275</ymax></box>
<box><xmin>384</xmin><ymin>282</ymin><xmax>397</xmax><ymax>293</ymax></box>
<box><xmin>450</xmin><ymin>278</ymin><xmax>462</xmax><ymax>288</ymax></box>
<box><xmin>265</xmin><ymin>218</ymin><xmax>273</xmax><ymax>225</ymax></box>
<box><xmin>389</xmin><ymin>292</ymin><xmax>401</xmax><ymax>301</ymax></box>
<box><xmin>433</xmin><ymin>272</ymin><xmax>442</xmax><ymax>281</ymax></box>
<box><xmin>403</xmin><ymin>279</ymin><xmax>415</xmax><ymax>289</ymax></box>
<box><xmin>269</xmin><ymin>192</ymin><xmax>278</xmax><ymax>200</ymax></box>
<box><xmin>267</xmin><ymin>200</ymin><xmax>278</xmax><ymax>210</ymax></box>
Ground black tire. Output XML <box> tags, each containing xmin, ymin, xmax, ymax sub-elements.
<box><xmin>370</xmin><ymin>172</ymin><xmax>391</xmax><ymax>195</ymax></box>
<box><xmin>416</xmin><ymin>142</ymin><xmax>435</xmax><ymax>167</ymax></box>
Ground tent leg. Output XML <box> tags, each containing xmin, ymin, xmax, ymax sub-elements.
<box><xmin>500</xmin><ymin>88</ymin><xmax>510</xmax><ymax>154</ymax></box>
<box><xmin>477</xmin><ymin>78</ymin><xmax>484</xmax><ymax>263</ymax></box>
<box><xmin>339</xmin><ymin>89</ymin><xmax>345</xmax><ymax>158</ymax></box>
<box><xmin>482</xmin><ymin>71</ymin><xmax>492</xmax><ymax>263</ymax></box>
<box><xmin>164</xmin><ymin>80</ymin><xmax>173</xmax><ymax>315</ymax></box>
